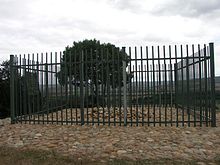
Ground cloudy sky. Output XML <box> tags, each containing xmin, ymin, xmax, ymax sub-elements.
<box><xmin>1</xmin><ymin>0</ymin><xmax>220</xmax><ymax>75</ymax></box>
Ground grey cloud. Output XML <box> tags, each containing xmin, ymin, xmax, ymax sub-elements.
<box><xmin>0</xmin><ymin>0</ymin><xmax>31</xmax><ymax>19</ymax></box>
<box><xmin>38</xmin><ymin>17</ymin><xmax>135</xmax><ymax>40</ymax></box>
<box><xmin>0</xmin><ymin>14</ymin><xmax>135</xmax><ymax>56</ymax></box>
<box><xmin>152</xmin><ymin>0</ymin><xmax>220</xmax><ymax>17</ymax></box>
<box><xmin>108</xmin><ymin>0</ymin><xmax>142</xmax><ymax>13</ymax></box>
<box><xmin>142</xmin><ymin>34</ymin><xmax>172</xmax><ymax>44</ymax></box>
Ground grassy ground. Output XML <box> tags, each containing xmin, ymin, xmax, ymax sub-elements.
<box><xmin>0</xmin><ymin>146</ymin><xmax>219</xmax><ymax>165</ymax></box>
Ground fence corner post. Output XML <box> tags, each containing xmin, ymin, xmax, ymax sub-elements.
<box><xmin>122</xmin><ymin>47</ymin><xmax>127</xmax><ymax>126</ymax></box>
<box><xmin>209</xmin><ymin>42</ymin><xmax>216</xmax><ymax>127</ymax></box>
<box><xmin>10</xmin><ymin>55</ymin><xmax>15</xmax><ymax>124</ymax></box>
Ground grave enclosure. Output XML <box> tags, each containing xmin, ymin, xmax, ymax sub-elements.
<box><xmin>10</xmin><ymin>43</ymin><xmax>216</xmax><ymax>127</ymax></box>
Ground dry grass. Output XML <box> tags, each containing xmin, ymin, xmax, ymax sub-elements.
<box><xmin>0</xmin><ymin>146</ymin><xmax>219</xmax><ymax>165</ymax></box>
<box><xmin>0</xmin><ymin>146</ymin><xmax>90</xmax><ymax>165</ymax></box>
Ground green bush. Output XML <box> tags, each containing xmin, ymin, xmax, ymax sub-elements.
<box><xmin>0</xmin><ymin>80</ymin><xmax>10</xmax><ymax>118</ymax></box>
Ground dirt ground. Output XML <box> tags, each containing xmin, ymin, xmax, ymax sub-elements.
<box><xmin>0</xmin><ymin>111</ymin><xmax>219</xmax><ymax>164</ymax></box>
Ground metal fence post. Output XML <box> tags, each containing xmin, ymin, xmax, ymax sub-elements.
<box><xmin>186</xmin><ymin>46</ymin><xmax>191</xmax><ymax>127</ymax></box>
<box><xmin>80</xmin><ymin>50</ymin><xmax>85</xmax><ymax>125</ymax></box>
<box><xmin>209</xmin><ymin>42</ymin><xmax>216</xmax><ymax>127</ymax></box>
<box><xmin>10</xmin><ymin>55</ymin><xmax>15</xmax><ymax>124</ymax></box>
<box><xmin>45</xmin><ymin>61</ymin><xmax>49</xmax><ymax>122</ymax></box>
<box><xmin>174</xmin><ymin>63</ymin><xmax>178</xmax><ymax>106</ymax></box>
<box><xmin>122</xmin><ymin>47</ymin><xmax>127</xmax><ymax>126</ymax></box>
<box><xmin>174</xmin><ymin>63</ymin><xmax>179</xmax><ymax>126</ymax></box>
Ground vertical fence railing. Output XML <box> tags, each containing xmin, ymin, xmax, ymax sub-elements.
<box><xmin>10</xmin><ymin>43</ymin><xmax>216</xmax><ymax>126</ymax></box>
<box><xmin>10</xmin><ymin>55</ymin><xmax>15</xmax><ymax>124</ymax></box>
<box><xmin>80</xmin><ymin>51</ymin><xmax>85</xmax><ymax>125</ymax></box>
<box><xmin>209</xmin><ymin>43</ymin><xmax>216</xmax><ymax>127</ymax></box>
<box><xmin>122</xmin><ymin>47</ymin><xmax>127</xmax><ymax>126</ymax></box>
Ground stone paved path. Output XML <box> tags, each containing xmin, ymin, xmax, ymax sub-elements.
<box><xmin>0</xmin><ymin>112</ymin><xmax>219</xmax><ymax>163</ymax></box>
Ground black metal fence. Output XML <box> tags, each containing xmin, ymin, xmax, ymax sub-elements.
<box><xmin>10</xmin><ymin>43</ymin><xmax>216</xmax><ymax>126</ymax></box>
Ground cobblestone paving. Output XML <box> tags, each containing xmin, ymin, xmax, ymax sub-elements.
<box><xmin>0</xmin><ymin>112</ymin><xmax>219</xmax><ymax>163</ymax></box>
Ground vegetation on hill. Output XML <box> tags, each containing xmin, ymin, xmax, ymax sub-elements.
<box><xmin>0</xmin><ymin>60</ymin><xmax>10</xmax><ymax>118</ymax></box>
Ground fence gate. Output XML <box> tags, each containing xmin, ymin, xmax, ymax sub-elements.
<box><xmin>10</xmin><ymin>43</ymin><xmax>216</xmax><ymax>126</ymax></box>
